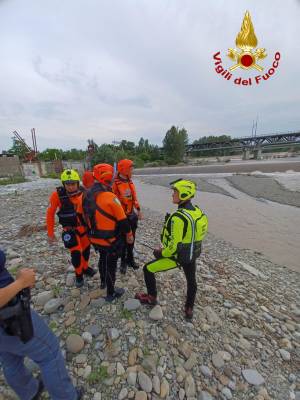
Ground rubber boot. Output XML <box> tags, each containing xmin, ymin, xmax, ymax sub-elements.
<box><xmin>120</xmin><ymin>260</ymin><xmax>127</xmax><ymax>274</ymax></box>
<box><xmin>184</xmin><ymin>306</ymin><xmax>193</xmax><ymax>320</ymax></box>
<box><xmin>83</xmin><ymin>267</ymin><xmax>96</xmax><ymax>277</ymax></box>
<box><xmin>75</xmin><ymin>275</ymin><xmax>84</xmax><ymax>288</ymax></box>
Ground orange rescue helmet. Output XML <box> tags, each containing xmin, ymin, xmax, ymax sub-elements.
<box><xmin>117</xmin><ymin>159</ymin><xmax>133</xmax><ymax>177</ymax></box>
<box><xmin>93</xmin><ymin>163</ymin><xmax>114</xmax><ymax>185</ymax></box>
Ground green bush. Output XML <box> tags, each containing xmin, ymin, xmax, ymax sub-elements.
<box><xmin>0</xmin><ymin>176</ymin><xmax>26</xmax><ymax>185</ymax></box>
<box><xmin>87</xmin><ymin>366</ymin><xmax>108</xmax><ymax>384</ymax></box>
<box><xmin>41</xmin><ymin>173</ymin><xmax>61</xmax><ymax>179</ymax></box>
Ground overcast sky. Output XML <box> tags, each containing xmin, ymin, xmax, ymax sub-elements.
<box><xmin>0</xmin><ymin>0</ymin><xmax>299</xmax><ymax>151</ymax></box>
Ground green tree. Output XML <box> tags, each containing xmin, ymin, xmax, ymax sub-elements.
<box><xmin>8</xmin><ymin>138</ymin><xmax>29</xmax><ymax>159</ymax></box>
<box><xmin>119</xmin><ymin>140</ymin><xmax>135</xmax><ymax>153</ymax></box>
<box><xmin>38</xmin><ymin>148</ymin><xmax>64</xmax><ymax>161</ymax></box>
<box><xmin>163</xmin><ymin>126</ymin><xmax>188</xmax><ymax>164</ymax></box>
<box><xmin>91</xmin><ymin>144</ymin><xmax>116</xmax><ymax>166</ymax></box>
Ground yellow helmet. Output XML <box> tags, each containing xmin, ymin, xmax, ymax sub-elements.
<box><xmin>61</xmin><ymin>169</ymin><xmax>80</xmax><ymax>184</ymax></box>
<box><xmin>170</xmin><ymin>179</ymin><xmax>196</xmax><ymax>200</ymax></box>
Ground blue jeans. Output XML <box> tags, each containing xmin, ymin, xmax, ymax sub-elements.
<box><xmin>0</xmin><ymin>309</ymin><xmax>77</xmax><ymax>400</ymax></box>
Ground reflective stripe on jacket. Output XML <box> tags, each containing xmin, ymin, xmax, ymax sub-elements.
<box><xmin>112</xmin><ymin>175</ymin><xmax>140</xmax><ymax>215</ymax></box>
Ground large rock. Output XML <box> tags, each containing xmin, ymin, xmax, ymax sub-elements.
<box><xmin>87</xmin><ymin>324</ymin><xmax>101</xmax><ymax>337</ymax></box>
<box><xmin>165</xmin><ymin>325</ymin><xmax>180</xmax><ymax>339</ymax></box>
<box><xmin>138</xmin><ymin>371</ymin><xmax>153</xmax><ymax>393</ymax></box>
<box><xmin>160</xmin><ymin>378</ymin><xmax>169</xmax><ymax>398</ymax></box>
<box><xmin>124</xmin><ymin>299</ymin><xmax>141</xmax><ymax>311</ymax></box>
<box><xmin>184</xmin><ymin>374</ymin><xmax>196</xmax><ymax>397</ymax></box>
<box><xmin>203</xmin><ymin>306</ymin><xmax>221</xmax><ymax>325</ymax></box>
<box><xmin>135</xmin><ymin>392</ymin><xmax>147</xmax><ymax>400</ymax></box>
<box><xmin>240</xmin><ymin>327</ymin><xmax>263</xmax><ymax>339</ymax></box>
<box><xmin>36</xmin><ymin>291</ymin><xmax>53</xmax><ymax>306</ymax></box>
<box><xmin>199</xmin><ymin>391</ymin><xmax>213</xmax><ymax>400</ymax></box>
<box><xmin>149</xmin><ymin>305</ymin><xmax>163</xmax><ymax>320</ymax></box>
<box><xmin>212</xmin><ymin>352</ymin><xmax>224</xmax><ymax>369</ymax></box>
<box><xmin>184</xmin><ymin>352</ymin><xmax>198</xmax><ymax>370</ymax></box>
<box><xmin>66</xmin><ymin>334</ymin><xmax>85</xmax><ymax>353</ymax></box>
<box><xmin>44</xmin><ymin>298</ymin><xmax>62</xmax><ymax>314</ymax></box>
<box><xmin>242</xmin><ymin>369</ymin><xmax>265</xmax><ymax>386</ymax></box>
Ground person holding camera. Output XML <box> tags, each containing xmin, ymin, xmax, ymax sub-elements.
<box><xmin>0</xmin><ymin>249</ymin><xmax>82</xmax><ymax>400</ymax></box>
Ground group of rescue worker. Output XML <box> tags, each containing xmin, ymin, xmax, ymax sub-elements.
<box><xmin>0</xmin><ymin>159</ymin><xmax>208</xmax><ymax>400</ymax></box>
<box><xmin>46</xmin><ymin>160</ymin><xmax>208</xmax><ymax>318</ymax></box>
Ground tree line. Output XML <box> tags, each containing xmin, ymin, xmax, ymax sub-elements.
<box><xmin>8</xmin><ymin>127</ymin><xmax>295</xmax><ymax>166</ymax></box>
<box><xmin>6</xmin><ymin>126</ymin><xmax>190</xmax><ymax>167</ymax></box>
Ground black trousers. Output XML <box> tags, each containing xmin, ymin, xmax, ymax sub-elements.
<box><xmin>97</xmin><ymin>250</ymin><xmax>119</xmax><ymax>296</ymax></box>
<box><xmin>144</xmin><ymin>258</ymin><xmax>197</xmax><ymax>309</ymax></box>
<box><xmin>121</xmin><ymin>213</ymin><xmax>138</xmax><ymax>263</ymax></box>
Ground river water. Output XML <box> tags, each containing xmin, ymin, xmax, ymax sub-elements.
<box><xmin>135</xmin><ymin>177</ymin><xmax>300</xmax><ymax>273</ymax></box>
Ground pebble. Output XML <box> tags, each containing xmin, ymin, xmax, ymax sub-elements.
<box><xmin>199</xmin><ymin>391</ymin><xmax>213</xmax><ymax>400</ymax></box>
<box><xmin>279</xmin><ymin>348</ymin><xmax>291</xmax><ymax>361</ymax></box>
<box><xmin>107</xmin><ymin>327</ymin><xmax>120</xmax><ymax>341</ymax></box>
<box><xmin>82</xmin><ymin>331</ymin><xmax>93</xmax><ymax>344</ymax></box>
<box><xmin>118</xmin><ymin>388</ymin><xmax>128</xmax><ymax>400</ymax></box>
<box><xmin>242</xmin><ymin>369</ymin><xmax>265</xmax><ymax>386</ymax></box>
<box><xmin>200</xmin><ymin>365</ymin><xmax>213</xmax><ymax>378</ymax></box>
<box><xmin>66</xmin><ymin>334</ymin><xmax>84</xmax><ymax>353</ymax></box>
<box><xmin>222</xmin><ymin>387</ymin><xmax>233</xmax><ymax>399</ymax></box>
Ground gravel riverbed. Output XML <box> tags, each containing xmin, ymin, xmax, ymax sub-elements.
<box><xmin>0</xmin><ymin>183</ymin><xmax>299</xmax><ymax>400</ymax></box>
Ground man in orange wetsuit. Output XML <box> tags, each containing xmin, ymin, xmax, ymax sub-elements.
<box><xmin>82</xmin><ymin>170</ymin><xmax>94</xmax><ymax>189</ymax></box>
<box><xmin>82</xmin><ymin>163</ymin><xmax>134</xmax><ymax>301</ymax></box>
<box><xmin>112</xmin><ymin>159</ymin><xmax>142</xmax><ymax>274</ymax></box>
<box><xmin>46</xmin><ymin>169</ymin><xmax>95</xmax><ymax>288</ymax></box>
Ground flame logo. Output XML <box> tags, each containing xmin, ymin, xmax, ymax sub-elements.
<box><xmin>227</xmin><ymin>11</ymin><xmax>267</xmax><ymax>71</ymax></box>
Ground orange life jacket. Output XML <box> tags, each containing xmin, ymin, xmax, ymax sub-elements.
<box><xmin>112</xmin><ymin>175</ymin><xmax>140</xmax><ymax>215</ymax></box>
<box><xmin>83</xmin><ymin>183</ymin><xmax>128</xmax><ymax>247</ymax></box>
<box><xmin>46</xmin><ymin>187</ymin><xmax>86</xmax><ymax>237</ymax></box>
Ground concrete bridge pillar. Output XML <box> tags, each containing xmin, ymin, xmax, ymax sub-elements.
<box><xmin>253</xmin><ymin>146</ymin><xmax>262</xmax><ymax>160</ymax></box>
<box><xmin>242</xmin><ymin>148</ymin><xmax>251</xmax><ymax>160</ymax></box>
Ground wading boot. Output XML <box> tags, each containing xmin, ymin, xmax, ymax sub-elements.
<box><xmin>105</xmin><ymin>287</ymin><xmax>125</xmax><ymax>302</ymax></box>
<box><xmin>184</xmin><ymin>307</ymin><xmax>193</xmax><ymax>320</ymax></box>
<box><xmin>135</xmin><ymin>292</ymin><xmax>157</xmax><ymax>306</ymax></box>
<box><xmin>75</xmin><ymin>275</ymin><xmax>84</xmax><ymax>288</ymax></box>
<box><xmin>83</xmin><ymin>267</ymin><xmax>96</xmax><ymax>277</ymax></box>
<box><xmin>127</xmin><ymin>258</ymin><xmax>139</xmax><ymax>270</ymax></box>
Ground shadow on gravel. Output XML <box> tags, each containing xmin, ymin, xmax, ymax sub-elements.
<box><xmin>227</xmin><ymin>175</ymin><xmax>300</xmax><ymax>208</ymax></box>
<box><xmin>140</xmin><ymin>176</ymin><xmax>234</xmax><ymax>198</ymax></box>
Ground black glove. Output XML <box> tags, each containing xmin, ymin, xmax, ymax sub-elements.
<box><xmin>153</xmin><ymin>248</ymin><xmax>162</xmax><ymax>259</ymax></box>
